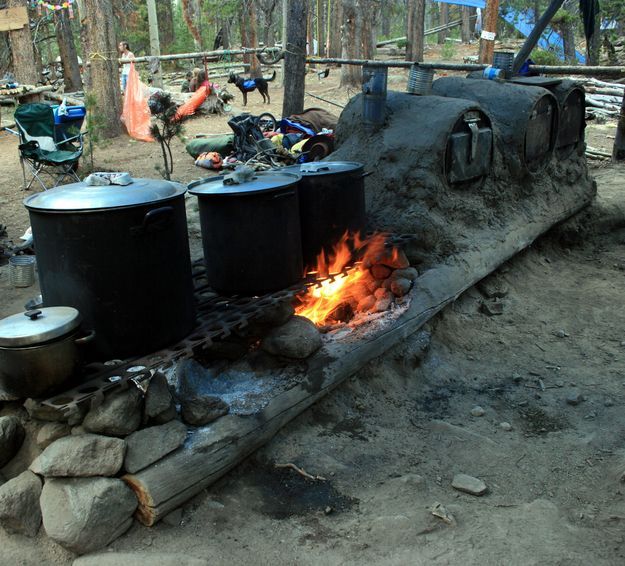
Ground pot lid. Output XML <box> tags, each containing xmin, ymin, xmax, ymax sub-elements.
<box><xmin>188</xmin><ymin>171</ymin><xmax>301</xmax><ymax>196</ymax></box>
<box><xmin>283</xmin><ymin>161</ymin><xmax>363</xmax><ymax>176</ymax></box>
<box><xmin>23</xmin><ymin>178</ymin><xmax>185</xmax><ymax>212</ymax></box>
<box><xmin>0</xmin><ymin>307</ymin><xmax>81</xmax><ymax>347</ymax></box>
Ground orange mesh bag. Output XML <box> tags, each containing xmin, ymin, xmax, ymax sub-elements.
<box><xmin>174</xmin><ymin>84</ymin><xmax>210</xmax><ymax>121</ymax></box>
<box><xmin>121</xmin><ymin>63</ymin><xmax>154</xmax><ymax>142</ymax></box>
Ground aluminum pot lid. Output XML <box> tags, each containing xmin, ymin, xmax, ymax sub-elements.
<box><xmin>23</xmin><ymin>178</ymin><xmax>186</xmax><ymax>212</ymax></box>
<box><xmin>283</xmin><ymin>161</ymin><xmax>363</xmax><ymax>176</ymax></box>
<box><xmin>188</xmin><ymin>171</ymin><xmax>301</xmax><ymax>196</ymax></box>
<box><xmin>0</xmin><ymin>307</ymin><xmax>81</xmax><ymax>348</ymax></box>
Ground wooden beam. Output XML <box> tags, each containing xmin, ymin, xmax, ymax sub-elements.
<box><xmin>123</xmin><ymin>187</ymin><xmax>593</xmax><ymax>526</ymax></box>
<box><xmin>0</xmin><ymin>7</ymin><xmax>29</xmax><ymax>32</ymax></box>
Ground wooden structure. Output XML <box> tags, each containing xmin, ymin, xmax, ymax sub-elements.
<box><xmin>0</xmin><ymin>6</ymin><xmax>28</xmax><ymax>32</ymax></box>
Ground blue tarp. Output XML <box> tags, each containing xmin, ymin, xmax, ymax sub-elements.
<box><xmin>436</xmin><ymin>0</ymin><xmax>486</xmax><ymax>7</ymax></box>
<box><xmin>500</xmin><ymin>8</ymin><xmax>586</xmax><ymax>63</ymax></box>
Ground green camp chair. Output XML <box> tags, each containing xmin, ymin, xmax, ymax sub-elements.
<box><xmin>10</xmin><ymin>103</ymin><xmax>84</xmax><ymax>190</ymax></box>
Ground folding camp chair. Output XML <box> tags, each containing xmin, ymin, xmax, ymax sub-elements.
<box><xmin>8</xmin><ymin>103</ymin><xmax>84</xmax><ymax>190</ymax></box>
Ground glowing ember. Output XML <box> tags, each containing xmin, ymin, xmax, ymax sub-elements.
<box><xmin>295</xmin><ymin>232</ymin><xmax>394</xmax><ymax>326</ymax></box>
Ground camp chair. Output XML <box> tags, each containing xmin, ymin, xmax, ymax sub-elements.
<box><xmin>9</xmin><ymin>103</ymin><xmax>84</xmax><ymax>190</ymax></box>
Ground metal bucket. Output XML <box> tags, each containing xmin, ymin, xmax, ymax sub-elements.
<box><xmin>493</xmin><ymin>51</ymin><xmax>514</xmax><ymax>78</ymax></box>
<box><xmin>9</xmin><ymin>256</ymin><xmax>36</xmax><ymax>287</ymax></box>
<box><xmin>407</xmin><ymin>65</ymin><xmax>434</xmax><ymax>95</ymax></box>
<box><xmin>362</xmin><ymin>65</ymin><xmax>388</xmax><ymax>128</ymax></box>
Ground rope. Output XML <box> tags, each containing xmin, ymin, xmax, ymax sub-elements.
<box><xmin>88</xmin><ymin>51</ymin><xmax>117</xmax><ymax>62</ymax></box>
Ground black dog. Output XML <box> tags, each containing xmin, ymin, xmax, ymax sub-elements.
<box><xmin>228</xmin><ymin>70</ymin><xmax>276</xmax><ymax>106</ymax></box>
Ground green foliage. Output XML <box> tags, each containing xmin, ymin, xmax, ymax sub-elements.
<box><xmin>530</xmin><ymin>48</ymin><xmax>561</xmax><ymax>66</ymax></box>
<box><xmin>148</xmin><ymin>92</ymin><xmax>183</xmax><ymax>181</ymax></box>
<box><xmin>441</xmin><ymin>40</ymin><xmax>456</xmax><ymax>60</ymax></box>
<box><xmin>396</xmin><ymin>38</ymin><xmax>408</xmax><ymax>50</ymax></box>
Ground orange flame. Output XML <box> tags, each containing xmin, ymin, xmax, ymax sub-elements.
<box><xmin>295</xmin><ymin>232</ymin><xmax>390</xmax><ymax>326</ymax></box>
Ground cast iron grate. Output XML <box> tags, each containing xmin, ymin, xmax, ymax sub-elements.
<box><xmin>39</xmin><ymin>234</ymin><xmax>417</xmax><ymax>414</ymax></box>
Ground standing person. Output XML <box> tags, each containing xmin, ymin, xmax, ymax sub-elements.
<box><xmin>119</xmin><ymin>41</ymin><xmax>135</xmax><ymax>93</ymax></box>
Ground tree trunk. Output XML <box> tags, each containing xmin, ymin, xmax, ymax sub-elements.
<box><xmin>239</xmin><ymin>4</ymin><xmax>250</xmax><ymax>66</ymax></box>
<box><xmin>587</xmin><ymin>3</ymin><xmax>601</xmax><ymax>66</ymax></box>
<box><xmin>478</xmin><ymin>0</ymin><xmax>499</xmax><ymax>64</ymax></box>
<box><xmin>340</xmin><ymin>0</ymin><xmax>360</xmax><ymax>87</ymax></box>
<box><xmin>282</xmin><ymin>0</ymin><xmax>308</xmax><ymax>116</ymax></box>
<box><xmin>361</xmin><ymin>0</ymin><xmax>376</xmax><ymax>60</ymax></box>
<box><xmin>7</xmin><ymin>0</ymin><xmax>39</xmax><ymax>85</ymax></box>
<box><xmin>307</xmin><ymin>2</ymin><xmax>314</xmax><ymax>60</ymax></box>
<box><xmin>317</xmin><ymin>0</ymin><xmax>325</xmax><ymax>56</ymax></box>
<box><xmin>55</xmin><ymin>9</ymin><xmax>83</xmax><ymax>92</ymax></box>
<box><xmin>82</xmin><ymin>0</ymin><xmax>122</xmax><ymax>139</ymax></box>
<box><xmin>461</xmin><ymin>6</ymin><xmax>472</xmax><ymax>43</ymax></box>
<box><xmin>380</xmin><ymin>0</ymin><xmax>391</xmax><ymax>37</ymax></box>
<box><xmin>157</xmin><ymin>1</ymin><xmax>174</xmax><ymax>51</ymax></box>
<box><xmin>328</xmin><ymin>0</ymin><xmax>343</xmax><ymax>58</ymax></box>
<box><xmin>247</xmin><ymin>1</ymin><xmax>261</xmax><ymax>77</ymax></box>
<box><xmin>561</xmin><ymin>20</ymin><xmax>576</xmax><ymax>64</ymax></box>
<box><xmin>405</xmin><ymin>0</ymin><xmax>425</xmax><ymax>62</ymax></box>
<box><xmin>146</xmin><ymin>0</ymin><xmax>163</xmax><ymax>88</ymax></box>
<box><xmin>259</xmin><ymin>0</ymin><xmax>278</xmax><ymax>47</ymax></box>
<box><xmin>612</xmin><ymin>91</ymin><xmax>625</xmax><ymax>161</ymax></box>
<box><xmin>438</xmin><ymin>3</ymin><xmax>449</xmax><ymax>44</ymax></box>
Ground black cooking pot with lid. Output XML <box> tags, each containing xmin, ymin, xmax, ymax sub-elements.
<box><xmin>0</xmin><ymin>307</ymin><xmax>93</xmax><ymax>399</ymax></box>
<box><xmin>188</xmin><ymin>171</ymin><xmax>303</xmax><ymax>295</ymax></box>
<box><xmin>282</xmin><ymin>161</ymin><xmax>367</xmax><ymax>269</ymax></box>
<box><xmin>24</xmin><ymin>177</ymin><xmax>196</xmax><ymax>360</ymax></box>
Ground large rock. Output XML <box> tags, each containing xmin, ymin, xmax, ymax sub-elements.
<box><xmin>144</xmin><ymin>373</ymin><xmax>176</xmax><ymax>424</ymax></box>
<box><xmin>41</xmin><ymin>477</ymin><xmax>137</xmax><ymax>554</ymax></box>
<box><xmin>36</xmin><ymin>422</ymin><xmax>71</xmax><ymax>450</ymax></box>
<box><xmin>124</xmin><ymin>421</ymin><xmax>187</xmax><ymax>474</ymax></box>
<box><xmin>261</xmin><ymin>316</ymin><xmax>322</xmax><ymax>359</ymax></box>
<box><xmin>24</xmin><ymin>398</ymin><xmax>86</xmax><ymax>425</ymax></box>
<box><xmin>0</xmin><ymin>470</ymin><xmax>42</xmax><ymax>536</ymax></box>
<box><xmin>180</xmin><ymin>396</ymin><xmax>229</xmax><ymax>427</ymax></box>
<box><xmin>73</xmin><ymin>553</ymin><xmax>209</xmax><ymax>566</ymax></box>
<box><xmin>83</xmin><ymin>387</ymin><xmax>143</xmax><ymax>437</ymax></box>
<box><xmin>0</xmin><ymin>416</ymin><xmax>25</xmax><ymax>467</ymax></box>
<box><xmin>30</xmin><ymin>434</ymin><xmax>126</xmax><ymax>477</ymax></box>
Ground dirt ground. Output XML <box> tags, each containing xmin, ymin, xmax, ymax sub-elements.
<box><xmin>2</xmin><ymin>42</ymin><xmax>625</xmax><ymax>565</ymax></box>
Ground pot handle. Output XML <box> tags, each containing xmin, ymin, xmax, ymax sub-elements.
<box><xmin>360</xmin><ymin>171</ymin><xmax>373</xmax><ymax>179</ymax></box>
<box><xmin>130</xmin><ymin>206</ymin><xmax>174</xmax><ymax>236</ymax></box>
<box><xmin>75</xmin><ymin>330</ymin><xmax>96</xmax><ymax>346</ymax></box>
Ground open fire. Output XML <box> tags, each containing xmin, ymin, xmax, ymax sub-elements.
<box><xmin>295</xmin><ymin>232</ymin><xmax>414</xmax><ymax>326</ymax></box>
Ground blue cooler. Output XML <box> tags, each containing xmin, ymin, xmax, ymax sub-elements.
<box><xmin>52</xmin><ymin>105</ymin><xmax>86</xmax><ymax>142</ymax></box>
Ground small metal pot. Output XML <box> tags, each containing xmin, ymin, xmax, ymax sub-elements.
<box><xmin>0</xmin><ymin>307</ymin><xmax>93</xmax><ymax>399</ymax></box>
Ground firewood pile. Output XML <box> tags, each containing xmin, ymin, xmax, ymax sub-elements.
<box><xmin>582</xmin><ymin>77</ymin><xmax>625</xmax><ymax>118</ymax></box>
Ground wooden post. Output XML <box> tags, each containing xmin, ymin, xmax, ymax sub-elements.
<box><xmin>146</xmin><ymin>0</ymin><xmax>163</xmax><ymax>88</ymax></box>
<box><xmin>478</xmin><ymin>0</ymin><xmax>499</xmax><ymax>64</ymax></box>
<box><xmin>612</xmin><ymin>91</ymin><xmax>625</xmax><ymax>161</ymax></box>
<box><xmin>282</xmin><ymin>0</ymin><xmax>308</xmax><ymax>116</ymax></box>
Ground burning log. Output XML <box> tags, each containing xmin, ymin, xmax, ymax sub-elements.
<box><xmin>294</xmin><ymin>232</ymin><xmax>416</xmax><ymax>327</ymax></box>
